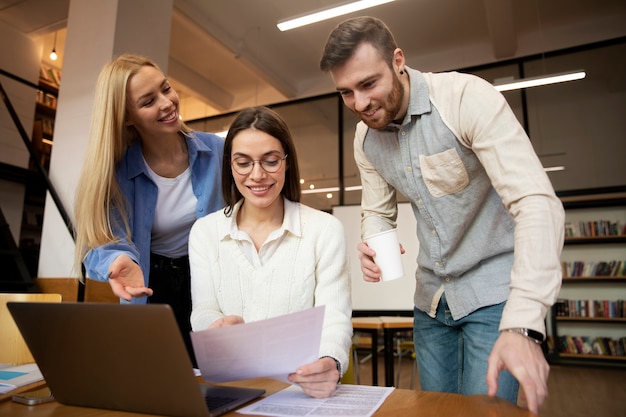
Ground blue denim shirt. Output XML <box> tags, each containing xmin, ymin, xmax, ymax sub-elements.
<box><xmin>83</xmin><ymin>131</ymin><xmax>224</xmax><ymax>304</ymax></box>
<box><xmin>355</xmin><ymin>68</ymin><xmax>564</xmax><ymax>333</ymax></box>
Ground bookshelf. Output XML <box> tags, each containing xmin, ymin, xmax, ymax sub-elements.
<box><xmin>32</xmin><ymin>75</ymin><xmax>59</xmax><ymax>171</ymax></box>
<box><xmin>548</xmin><ymin>189</ymin><xmax>626</xmax><ymax>367</ymax></box>
<box><xmin>18</xmin><ymin>65</ymin><xmax>61</xmax><ymax>277</ymax></box>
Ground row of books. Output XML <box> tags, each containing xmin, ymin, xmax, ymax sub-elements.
<box><xmin>556</xmin><ymin>335</ymin><xmax>626</xmax><ymax>357</ymax></box>
<box><xmin>40</xmin><ymin>63</ymin><xmax>61</xmax><ymax>86</ymax></box>
<box><xmin>562</xmin><ymin>260</ymin><xmax>626</xmax><ymax>277</ymax></box>
<box><xmin>36</xmin><ymin>117</ymin><xmax>55</xmax><ymax>137</ymax></box>
<box><xmin>564</xmin><ymin>220</ymin><xmax>625</xmax><ymax>238</ymax></box>
<box><xmin>36</xmin><ymin>89</ymin><xmax>57</xmax><ymax>109</ymax></box>
<box><xmin>554</xmin><ymin>298</ymin><xmax>625</xmax><ymax>318</ymax></box>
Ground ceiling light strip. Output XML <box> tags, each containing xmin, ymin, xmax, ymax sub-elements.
<box><xmin>493</xmin><ymin>70</ymin><xmax>586</xmax><ymax>92</ymax></box>
<box><xmin>302</xmin><ymin>186</ymin><xmax>362</xmax><ymax>195</ymax></box>
<box><xmin>302</xmin><ymin>187</ymin><xmax>340</xmax><ymax>194</ymax></box>
<box><xmin>277</xmin><ymin>0</ymin><xmax>395</xmax><ymax>32</ymax></box>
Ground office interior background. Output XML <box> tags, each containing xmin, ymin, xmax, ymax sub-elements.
<box><xmin>0</xmin><ymin>1</ymin><xmax>625</xmax><ymax>288</ymax></box>
<box><xmin>0</xmin><ymin>2</ymin><xmax>625</xmax><ymax>415</ymax></box>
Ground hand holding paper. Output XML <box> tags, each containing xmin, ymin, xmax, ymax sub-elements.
<box><xmin>191</xmin><ymin>306</ymin><xmax>324</xmax><ymax>383</ymax></box>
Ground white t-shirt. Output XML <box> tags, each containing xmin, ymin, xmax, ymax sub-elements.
<box><xmin>144</xmin><ymin>161</ymin><xmax>197</xmax><ymax>258</ymax></box>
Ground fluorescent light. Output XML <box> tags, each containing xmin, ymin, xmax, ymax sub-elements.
<box><xmin>277</xmin><ymin>0</ymin><xmax>395</xmax><ymax>31</ymax></box>
<box><xmin>302</xmin><ymin>187</ymin><xmax>339</xmax><ymax>194</ymax></box>
<box><xmin>493</xmin><ymin>70</ymin><xmax>586</xmax><ymax>92</ymax></box>
<box><xmin>544</xmin><ymin>166</ymin><xmax>565</xmax><ymax>172</ymax></box>
<box><xmin>302</xmin><ymin>185</ymin><xmax>362</xmax><ymax>195</ymax></box>
<box><xmin>344</xmin><ymin>185</ymin><xmax>363</xmax><ymax>191</ymax></box>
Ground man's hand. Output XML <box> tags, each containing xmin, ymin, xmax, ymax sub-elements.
<box><xmin>107</xmin><ymin>255</ymin><xmax>153</xmax><ymax>301</ymax></box>
<box><xmin>287</xmin><ymin>357</ymin><xmax>340</xmax><ymax>398</ymax></box>
<box><xmin>357</xmin><ymin>242</ymin><xmax>381</xmax><ymax>282</ymax></box>
<box><xmin>486</xmin><ymin>331</ymin><xmax>549</xmax><ymax>415</ymax></box>
<box><xmin>357</xmin><ymin>241</ymin><xmax>405</xmax><ymax>282</ymax></box>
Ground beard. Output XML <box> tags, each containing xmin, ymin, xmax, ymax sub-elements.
<box><xmin>354</xmin><ymin>72</ymin><xmax>405</xmax><ymax>130</ymax></box>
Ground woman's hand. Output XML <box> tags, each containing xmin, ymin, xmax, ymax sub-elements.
<box><xmin>107</xmin><ymin>254</ymin><xmax>153</xmax><ymax>301</ymax></box>
<box><xmin>287</xmin><ymin>357</ymin><xmax>339</xmax><ymax>398</ymax></box>
<box><xmin>208</xmin><ymin>315</ymin><xmax>245</xmax><ymax>329</ymax></box>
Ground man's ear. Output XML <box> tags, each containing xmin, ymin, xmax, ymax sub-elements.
<box><xmin>392</xmin><ymin>47</ymin><xmax>405</xmax><ymax>73</ymax></box>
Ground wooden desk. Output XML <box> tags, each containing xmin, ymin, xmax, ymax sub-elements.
<box><xmin>379</xmin><ymin>316</ymin><xmax>414</xmax><ymax>387</ymax></box>
<box><xmin>0</xmin><ymin>378</ymin><xmax>537</xmax><ymax>416</ymax></box>
<box><xmin>351</xmin><ymin>317</ymin><xmax>384</xmax><ymax>385</ymax></box>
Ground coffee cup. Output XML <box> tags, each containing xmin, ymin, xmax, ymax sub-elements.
<box><xmin>364</xmin><ymin>228</ymin><xmax>404</xmax><ymax>281</ymax></box>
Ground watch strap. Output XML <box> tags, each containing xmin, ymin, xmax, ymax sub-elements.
<box><xmin>502</xmin><ymin>328</ymin><xmax>544</xmax><ymax>344</ymax></box>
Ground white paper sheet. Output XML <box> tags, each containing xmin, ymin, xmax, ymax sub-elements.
<box><xmin>191</xmin><ymin>306</ymin><xmax>324</xmax><ymax>382</ymax></box>
<box><xmin>0</xmin><ymin>363</ymin><xmax>43</xmax><ymax>394</ymax></box>
<box><xmin>237</xmin><ymin>384</ymin><xmax>395</xmax><ymax>417</ymax></box>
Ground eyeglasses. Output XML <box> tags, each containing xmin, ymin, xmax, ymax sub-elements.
<box><xmin>231</xmin><ymin>154</ymin><xmax>288</xmax><ymax>175</ymax></box>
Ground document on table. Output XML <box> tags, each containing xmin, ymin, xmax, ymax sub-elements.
<box><xmin>0</xmin><ymin>363</ymin><xmax>43</xmax><ymax>394</ymax></box>
<box><xmin>237</xmin><ymin>384</ymin><xmax>395</xmax><ymax>417</ymax></box>
<box><xmin>190</xmin><ymin>306</ymin><xmax>324</xmax><ymax>382</ymax></box>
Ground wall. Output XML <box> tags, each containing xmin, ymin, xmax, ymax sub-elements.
<box><xmin>38</xmin><ymin>0</ymin><xmax>174</xmax><ymax>278</ymax></box>
<box><xmin>332</xmin><ymin>204</ymin><xmax>417</xmax><ymax>312</ymax></box>
<box><xmin>0</xmin><ymin>21</ymin><xmax>42</xmax><ymax>242</ymax></box>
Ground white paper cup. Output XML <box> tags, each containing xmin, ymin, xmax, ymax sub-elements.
<box><xmin>364</xmin><ymin>228</ymin><xmax>404</xmax><ymax>281</ymax></box>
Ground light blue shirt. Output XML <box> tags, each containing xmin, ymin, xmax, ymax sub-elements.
<box><xmin>355</xmin><ymin>68</ymin><xmax>564</xmax><ymax>333</ymax></box>
<box><xmin>83</xmin><ymin>131</ymin><xmax>224</xmax><ymax>304</ymax></box>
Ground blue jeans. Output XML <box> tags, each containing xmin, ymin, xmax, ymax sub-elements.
<box><xmin>413</xmin><ymin>294</ymin><xmax>519</xmax><ymax>403</ymax></box>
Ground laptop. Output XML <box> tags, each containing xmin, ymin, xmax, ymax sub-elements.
<box><xmin>7</xmin><ymin>302</ymin><xmax>265</xmax><ymax>417</ymax></box>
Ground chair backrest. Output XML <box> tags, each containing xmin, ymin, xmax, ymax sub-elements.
<box><xmin>35</xmin><ymin>277</ymin><xmax>79</xmax><ymax>302</ymax></box>
<box><xmin>340</xmin><ymin>344</ymin><xmax>358</xmax><ymax>384</ymax></box>
<box><xmin>84</xmin><ymin>279</ymin><xmax>119</xmax><ymax>303</ymax></box>
<box><xmin>36</xmin><ymin>277</ymin><xmax>119</xmax><ymax>303</ymax></box>
<box><xmin>0</xmin><ymin>293</ymin><xmax>62</xmax><ymax>365</ymax></box>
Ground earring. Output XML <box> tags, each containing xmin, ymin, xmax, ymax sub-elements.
<box><xmin>399</xmin><ymin>70</ymin><xmax>404</xmax><ymax>75</ymax></box>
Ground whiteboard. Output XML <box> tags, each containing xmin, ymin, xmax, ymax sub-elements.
<box><xmin>332</xmin><ymin>203</ymin><xmax>418</xmax><ymax>311</ymax></box>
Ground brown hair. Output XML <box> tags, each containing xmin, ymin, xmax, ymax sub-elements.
<box><xmin>222</xmin><ymin>106</ymin><xmax>301</xmax><ymax>216</ymax></box>
<box><xmin>320</xmin><ymin>16</ymin><xmax>398</xmax><ymax>72</ymax></box>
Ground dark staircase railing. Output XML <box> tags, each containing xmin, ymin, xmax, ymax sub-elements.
<box><xmin>0</xmin><ymin>206</ymin><xmax>35</xmax><ymax>291</ymax></box>
<box><xmin>0</xmin><ymin>69</ymin><xmax>75</xmax><ymax>292</ymax></box>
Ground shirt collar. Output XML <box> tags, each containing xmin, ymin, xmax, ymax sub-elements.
<box><xmin>401</xmin><ymin>66</ymin><xmax>432</xmax><ymax>124</ymax></box>
<box><xmin>376</xmin><ymin>67</ymin><xmax>430</xmax><ymax>131</ymax></box>
<box><xmin>125</xmin><ymin>141</ymin><xmax>149</xmax><ymax>180</ymax></box>
<box><xmin>123</xmin><ymin>132</ymin><xmax>207</xmax><ymax>180</ymax></box>
<box><xmin>222</xmin><ymin>198</ymin><xmax>301</xmax><ymax>241</ymax></box>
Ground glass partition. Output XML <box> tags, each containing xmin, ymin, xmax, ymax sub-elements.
<box><xmin>523</xmin><ymin>42</ymin><xmax>626</xmax><ymax>192</ymax></box>
<box><xmin>186</xmin><ymin>40</ymin><xmax>626</xmax><ymax>211</ymax></box>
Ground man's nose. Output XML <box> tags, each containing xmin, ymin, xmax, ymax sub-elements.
<box><xmin>353</xmin><ymin>91</ymin><xmax>370</xmax><ymax>112</ymax></box>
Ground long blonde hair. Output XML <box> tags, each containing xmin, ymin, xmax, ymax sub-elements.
<box><xmin>73</xmin><ymin>54</ymin><xmax>191</xmax><ymax>277</ymax></box>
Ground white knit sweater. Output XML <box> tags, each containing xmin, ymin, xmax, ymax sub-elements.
<box><xmin>189</xmin><ymin>200</ymin><xmax>353</xmax><ymax>374</ymax></box>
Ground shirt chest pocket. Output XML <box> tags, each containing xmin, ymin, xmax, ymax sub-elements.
<box><xmin>419</xmin><ymin>148</ymin><xmax>469</xmax><ymax>197</ymax></box>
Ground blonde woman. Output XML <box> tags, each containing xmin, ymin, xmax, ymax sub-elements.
<box><xmin>74</xmin><ymin>54</ymin><xmax>223</xmax><ymax>365</ymax></box>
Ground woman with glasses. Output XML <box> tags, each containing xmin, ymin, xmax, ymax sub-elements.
<box><xmin>189</xmin><ymin>106</ymin><xmax>352</xmax><ymax>398</ymax></box>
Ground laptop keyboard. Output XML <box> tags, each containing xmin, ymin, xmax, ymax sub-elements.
<box><xmin>205</xmin><ymin>395</ymin><xmax>237</xmax><ymax>411</ymax></box>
